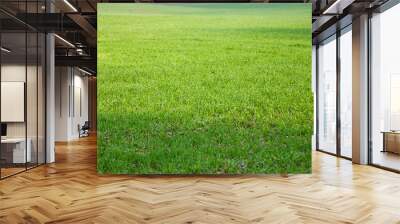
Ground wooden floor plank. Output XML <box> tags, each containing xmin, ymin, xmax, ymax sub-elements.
<box><xmin>0</xmin><ymin>135</ymin><xmax>400</xmax><ymax>223</ymax></box>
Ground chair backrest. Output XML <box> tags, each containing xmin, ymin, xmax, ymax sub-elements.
<box><xmin>82</xmin><ymin>121</ymin><xmax>90</xmax><ymax>129</ymax></box>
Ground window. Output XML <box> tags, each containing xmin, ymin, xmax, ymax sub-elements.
<box><xmin>370</xmin><ymin>3</ymin><xmax>400</xmax><ymax>171</ymax></box>
<box><xmin>317</xmin><ymin>35</ymin><xmax>337</xmax><ymax>154</ymax></box>
<box><xmin>339</xmin><ymin>26</ymin><xmax>352</xmax><ymax>158</ymax></box>
<box><xmin>0</xmin><ymin>2</ymin><xmax>46</xmax><ymax>179</ymax></box>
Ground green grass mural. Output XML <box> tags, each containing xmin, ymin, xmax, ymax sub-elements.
<box><xmin>98</xmin><ymin>3</ymin><xmax>312</xmax><ymax>174</ymax></box>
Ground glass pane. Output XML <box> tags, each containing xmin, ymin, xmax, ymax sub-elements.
<box><xmin>312</xmin><ymin>45</ymin><xmax>317</xmax><ymax>150</ymax></box>
<box><xmin>38</xmin><ymin>33</ymin><xmax>45</xmax><ymax>165</ymax></box>
<box><xmin>340</xmin><ymin>27</ymin><xmax>352</xmax><ymax>158</ymax></box>
<box><xmin>371</xmin><ymin>4</ymin><xmax>400</xmax><ymax>171</ymax></box>
<box><xmin>27</xmin><ymin>31</ymin><xmax>38</xmax><ymax>169</ymax></box>
<box><xmin>318</xmin><ymin>35</ymin><xmax>337</xmax><ymax>154</ymax></box>
<box><xmin>1</xmin><ymin>31</ymin><xmax>27</xmax><ymax>177</ymax></box>
<box><xmin>26</xmin><ymin>0</ymin><xmax>38</xmax><ymax>169</ymax></box>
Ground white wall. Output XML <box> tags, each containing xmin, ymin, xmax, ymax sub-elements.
<box><xmin>72</xmin><ymin>73</ymin><xmax>89</xmax><ymax>138</ymax></box>
<box><xmin>1</xmin><ymin>65</ymin><xmax>40</xmax><ymax>138</ymax></box>
<box><xmin>1</xmin><ymin>63</ymin><xmax>46</xmax><ymax>164</ymax></box>
<box><xmin>55</xmin><ymin>66</ymin><xmax>70</xmax><ymax>141</ymax></box>
<box><xmin>55</xmin><ymin>67</ymin><xmax>89</xmax><ymax>141</ymax></box>
<box><xmin>1</xmin><ymin>65</ymin><xmax>26</xmax><ymax>140</ymax></box>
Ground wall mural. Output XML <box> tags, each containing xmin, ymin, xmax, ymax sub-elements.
<box><xmin>97</xmin><ymin>3</ymin><xmax>312</xmax><ymax>174</ymax></box>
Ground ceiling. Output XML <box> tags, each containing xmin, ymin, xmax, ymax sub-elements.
<box><xmin>1</xmin><ymin>0</ymin><xmax>98</xmax><ymax>74</ymax></box>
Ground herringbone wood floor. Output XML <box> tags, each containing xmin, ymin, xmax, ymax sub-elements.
<box><xmin>1</xmin><ymin>135</ymin><xmax>400</xmax><ymax>224</ymax></box>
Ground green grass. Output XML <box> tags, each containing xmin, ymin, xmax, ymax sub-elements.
<box><xmin>97</xmin><ymin>3</ymin><xmax>312</xmax><ymax>174</ymax></box>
